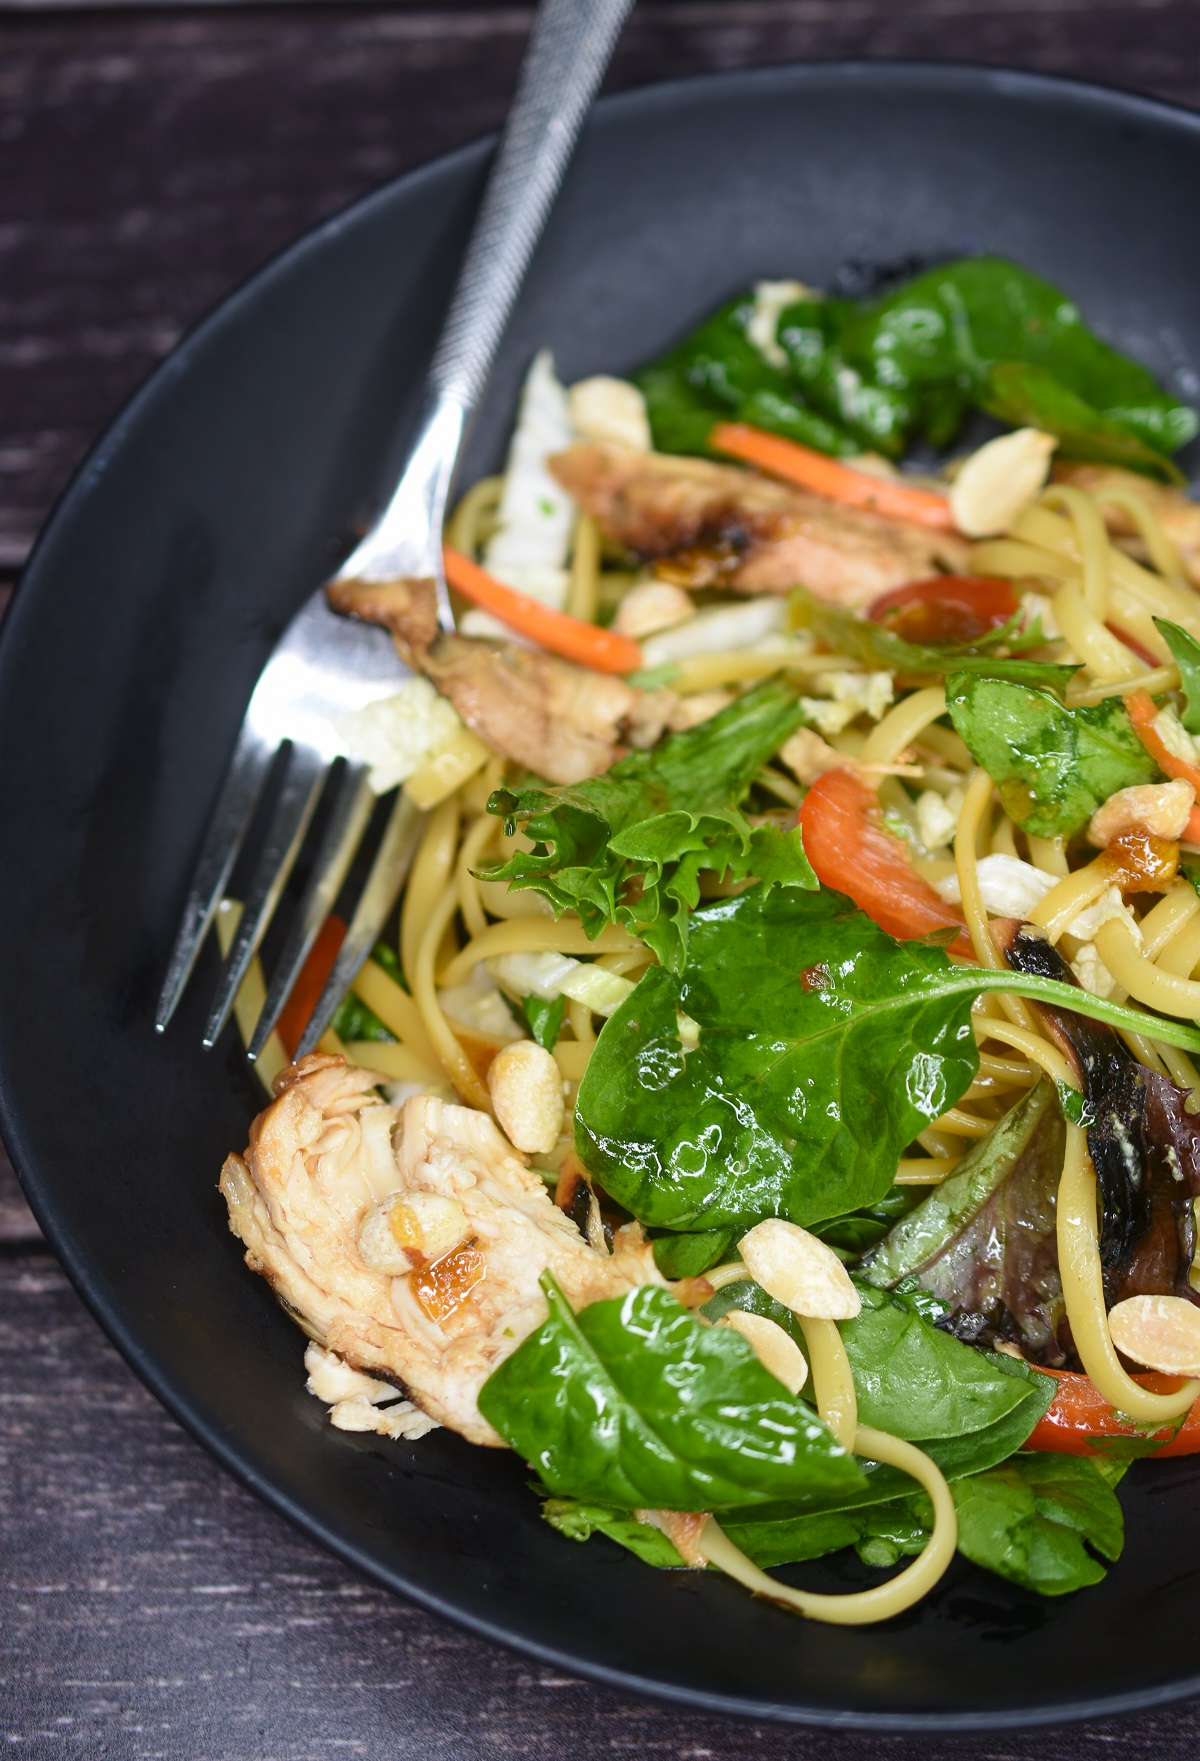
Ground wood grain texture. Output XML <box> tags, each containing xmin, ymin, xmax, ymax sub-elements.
<box><xmin>5</xmin><ymin>1250</ymin><xmax>1200</xmax><ymax>1760</ymax></box>
<box><xmin>6</xmin><ymin>3</ymin><xmax>1200</xmax><ymax>1752</ymax></box>
<box><xmin>1</xmin><ymin>0</ymin><xmax>1199</xmax><ymax>566</ymax></box>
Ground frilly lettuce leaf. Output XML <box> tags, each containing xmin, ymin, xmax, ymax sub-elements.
<box><xmin>479</xmin><ymin>676</ymin><xmax>815</xmax><ymax>971</ymax></box>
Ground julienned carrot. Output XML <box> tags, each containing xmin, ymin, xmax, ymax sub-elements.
<box><xmin>443</xmin><ymin>545</ymin><xmax>642</xmax><ymax>675</ymax></box>
<box><xmin>1124</xmin><ymin>689</ymin><xmax>1200</xmax><ymax>793</ymax></box>
<box><xmin>1185</xmin><ymin>805</ymin><xmax>1200</xmax><ymax>846</ymax></box>
<box><xmin>709</xmin><ymin>422</ymin><xmax>959</xmax><ymax>532</ymax></box>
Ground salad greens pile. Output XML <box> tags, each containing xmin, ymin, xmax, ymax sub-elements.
<box><xmin>636</xmin><ymin>256</ymin><xmax>1197</xmax><ymax>478</ymax></box>
<box><xmin>573</xmin><ymin>885</ymin><xmax>1200</xmax><ymax>1236</ymax></box>
<box><xmin>466</xmin><ymin>264</ymin><xmax>1200</xmax><ymax>1607</ymax></box>
<box><xmin>477</xmin><ymin>866</ymin><xmax>1200</xmax><ymax>1599</ymax></box>
<box><xmin>480</xmin><ymin>676</ymin><xmax>815</xmax><ymax>971</ymax></box>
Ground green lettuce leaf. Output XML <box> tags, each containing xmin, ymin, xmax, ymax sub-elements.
<box><xmin>945</xmin><ymin>671</ymin><xmax>1159</xmax><ymax>837</ymax></box>
<box><xmin>860</xmin><ymin>1080</ymin><xmax>1068</xmax><ymax>1364</ymax></box>
<box><xmin>480</xmin><ymin>676</ymin><xmax>815</xmax><ymax>971</ymax></box>
<box><xmin>1155</xmin><ymin>617</ymin><xmax>1200</xmax><ymax>734</ymax></box>
<box><xmin>478</xmin><ymin>1273</ymin><xmax>864</xmax><ymax>1513</ymax></box>
<box><xmin>790</xmin><ymin>589</ymin><xmax>1074</xmax><ymax>691</ymax></box>
<box><xmin>574</xmin><ymin>885</ymin><xmax>1200</xmax><ymax>1232</ymax></box>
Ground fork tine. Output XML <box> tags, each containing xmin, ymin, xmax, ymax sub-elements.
<box><xmin>155</xmin><ymin>723</ymin><xmax>277</xmax><ymax>1033</ymax></box>
<box><xmin>294</xmin><ymin>790</ymin><xmax>424</xmax><ymax>1060</ymax></box>
<box><xmin>202</xmin><ymin>744</ymin><xmax>329</xmax><ymax>1049</ymax></box>
<box><xmin>246</xmin><ymin>762</ymin><xmax>375</xmax><ymax>1062</ymax></box>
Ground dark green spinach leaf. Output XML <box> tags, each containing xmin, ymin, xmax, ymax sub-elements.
<box><xmin>651</xmin><ymin>1227</ymin><xmax>736</xmax><ymax>1279</ymax></box>
<box><xmin>983</xmin><ymin>362</ymin><xmax>1186</xmax><ymax>483</ymax></box>
<box><xmin>945</xmin><ymin>671</ymin><xmax>1159</xmax><ymax>837</ymax></box>
<box><xmin>574</xmin><ymin>886</ymin><xmax>1200</xmax><ymax>1232</ymax></box>
<box><xmin>478</xmin><ymin>1273</ymin><xmax>863</xmax><ymax>1512</ymax></box>
<box><xmin>952</xmin><ymin>1453</ymin><xmax>1125</xmax><ymax>1594</ymax></box>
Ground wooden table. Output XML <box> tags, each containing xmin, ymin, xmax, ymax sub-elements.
<box><xmin>4</xmin><ymin>4</ymin><xmax>1200</xmax><ymax>1753</ymax></box>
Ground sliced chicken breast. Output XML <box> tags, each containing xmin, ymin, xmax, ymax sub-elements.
<box><xmin>220</xmin><ymin>1054</ymin><xmax>667</xmax><ymax>1445</ymax></box>
<box><xmin>549</xmin><ymin>442</ymin><xmax>969</xmax><ymax>605</ymax></box>
<box><xmin>327</xmin><ymin>574</ymin><xmax>672</xmax><ymax>785</ymax></box>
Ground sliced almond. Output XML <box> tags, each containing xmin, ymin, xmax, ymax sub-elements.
<box><xmin>487</xmin><ymin>1039</ymin><xmax>565</xmax><ymax>1155</ymax></box>
<box><xmin>738</xmin><ymin>1219</ymin><xmax>861</xmax><ymax>1320</ymax></box>
<box><xmin>948</xmin><ymin>428</ymin><xmax>1057</xmax><ymax>538</ymax></box>
<box><xmin>1108</xmin><ymin>1294</ymin><xmax>1200</xmax><ymax>1377</ymax></box>
<box><xmin>720</xmin><ymin>1310</ymin><xmax>808</xmax><ymax>1393</ymax></box>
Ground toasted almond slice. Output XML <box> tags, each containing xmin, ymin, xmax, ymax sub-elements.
<box><xmin>487</xmin><ymin>1039</ymin><xmax>565</xmax><ymax>1155</ymax></box>
<box><xmin>948</xmin><ymin>427</ymin><xmax>1057</xmax><ymax>538</ymax></box>
<box><xmin>738</xmin><ymin>1218</ymin><xmax>861</xmax><ymax>1320</ymax></box>
<box><xmin>719</xmin><ymin>1310</ymin><xmax>808</xmax><ymax>1394</ymax></box>
<box><xmin>1108</xmin><ymin>1294</ymin><xmax>1200</xmax><ymax>1377</ymax></box>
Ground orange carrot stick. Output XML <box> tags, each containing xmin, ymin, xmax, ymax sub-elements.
<box><xmin>710</xmin><ymin>421</ymin><xmax>959</xmax><ymax>531</ymax></box>
<box><xmin>443</xmin><ymin>545</ymin><xmax>642</xmax><ymax>675</ymax></box>
<box><xmin>1124</xmin><ymin>689</ymin><xmax>1200</xmax><ymax>793</ymax></box>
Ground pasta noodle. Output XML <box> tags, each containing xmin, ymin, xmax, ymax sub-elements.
<box><xmin>1056</xmin><ymin>1124</ymin><xmax>1198</xmax><ymax>1423</ymax></box>
<box><xmin>698</xmin><ymin>1425</ymin><xmax>958</xmax><ymax>1624</ymax></box>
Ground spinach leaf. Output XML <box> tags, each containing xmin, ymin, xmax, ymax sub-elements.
<box><xmin>480</xmin><ymin>676</ymin><xmax>815</xmax><ymax>972</ymax></box>
<box><xmin>982</xmin><ymin>362</ymin><xmax>1186</xmax><ymax>483</ymax></box>
<box><xmin>777</xmin><ymin>296</ymin><xmax>915</xmax><ymax>457</ymax></box>
<box><xmin>952</xmin><ymin>1453</ymin><xmax>1124</xmax><ymax>1595</ymax></box>
<box><xmin>521</xmin><ymin>993</ymin><xmax>565</xmax><ymax>1051</ymax></box>
<box><xmin>636</xmin><ymin>362</ymin><xmax>726</xmax><ymax>457</ymax></box>
<box><xmin>861</xmin><ymin>1080</ymin><xmax>1068</xmax><ymax>1364</ymax></box>
<box><xmin>1156</xmin><ymin>618</ymin><xmax>1200</xmax><ymax>734</ymax></box>
<box><xmin>478</xmin><ymin>1273</ymin><xmax>864</xmax><ymax>1512</ymax></box>
<box><xmin>651</xmin><ymin>1227</ymin><xmax>735</xmax><ymax>1279</ymax></box>
<box><xmin>728</xmin><ymin>1499</ymin><xmax>931</xmax><ymax>1571</ymax></box>
<box><xmin>842</xmin><ymin>256</ymin><xmax>1196</xmax><ymax>465</ymax></box>
<box><xmin>790</xmin><ymin>589</ymin><xmax>1074</xmax><ymax>691</ymax></box>
<box><xmin>542</xmin><ymin>1497</ymin><xmax>687</xmax><ymax>1567</ymax></box>
<box><xmin>945</xmin><ymin>671</ymin><xmax>1159</xmax><ymax>837</ymax></box>
<box><xmin>841</xmin><ymin>1282</ymin><xmax>1039</xmax><ymax>1441</ymax></box>
<box><xmin>730</xmin><ymin>1452</ymin><xmax>1121</xmax><ymax>1593</ymax></box>
<box><xmin>575</xmin><ymin>885</ymin><xmax>1200</xmax><ymax>1233</ymax></box>
<box><xmin>635</xmin><ymin>296</ymin><xmax>860</xmax><ymax>459</ymax></box>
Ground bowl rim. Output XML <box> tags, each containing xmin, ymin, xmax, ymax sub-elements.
<box><xmin>6</xmin><ymin>56</ymin><xmax>1200</xmax><ymax>1733</ymax></box>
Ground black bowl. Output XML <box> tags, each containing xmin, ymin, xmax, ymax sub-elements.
<box><xmin>4</xmin><ymin>61</ymin><xmax>1200</xmax><ymax>1731</ymax></box>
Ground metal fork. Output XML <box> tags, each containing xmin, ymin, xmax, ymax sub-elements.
<box><xmin>154</xmin><ymin>0</ymin><xmax>635</xmax><ymax>1061</ymax></box>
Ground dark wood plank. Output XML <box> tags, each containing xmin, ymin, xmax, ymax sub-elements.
<box><xmin>1</xmin><ymin>1</ymin><xmax>1199</xmax><ymax>567</ymax></box>
<box><xmin>5</xmin><ymin>1248</ymin><xmax>1200</xmax><ymax>1759</ymax></box>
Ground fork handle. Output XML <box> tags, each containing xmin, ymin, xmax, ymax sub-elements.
<box><xmin>427</xmin><ymin>0</ymin><xmax>635</xmax><ymax>419</ymax></box>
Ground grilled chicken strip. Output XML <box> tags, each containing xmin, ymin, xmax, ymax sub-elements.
<box><xmin>1053</xmin><ymin>462</ymin><xmax>1200</xmax><ymax>588</ymax></box>
<box><xmin>220</xmin><ymin>1054</ymin><xmax>667</xmax><ymax>1445</ymax></box>
<box><xmin>327</xmin><ymin>574</ymin><xmax>672</xmax><ymax>785</ymax></box>
<box><xmin>549</xmin><ymin>442</ymin><xmax>970</xmax><ymax>605</ymax></box>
